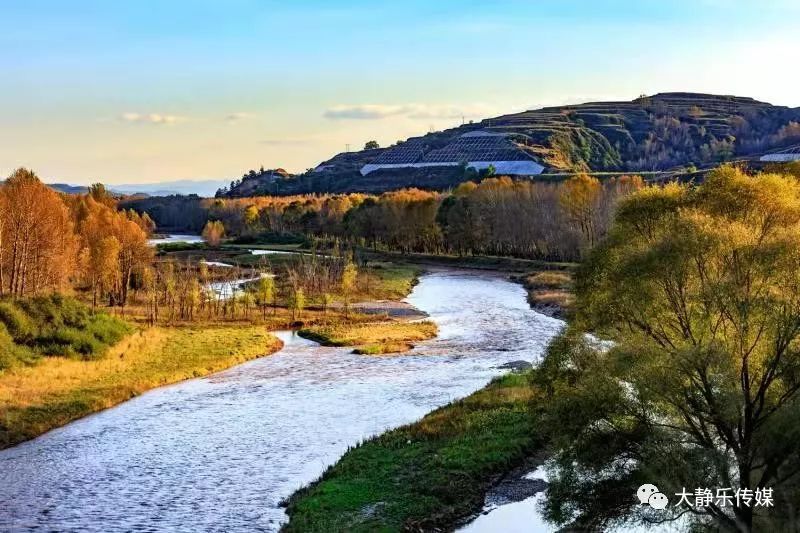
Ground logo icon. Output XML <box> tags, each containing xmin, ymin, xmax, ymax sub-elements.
<box><xmin>637</xmin><ymin>484</ymin><xmax>669</xmax><ymax>509</ymax></box>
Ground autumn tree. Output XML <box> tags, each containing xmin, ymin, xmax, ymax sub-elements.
<box><xmin>84</xmin><ymin>235</ymin><xmax>120</xmax><ymax>309</ymax></box>
<box><xmin>202</xmin><ymin>220</ymin><xmax>225</xmax><ymax>247</ymax></box>
<box><xmin>140</xmin><ymin>265</ymin><xmax>157</xmax><ymax>325</ymax></box>
<box><xmin>559</xmin><ymin>173</ymin><xmax>602</xmax><ymax>248</ymax></box>
<box><xmin>70</xmin><ymin>193</ymin><xmax>151</xmax><ymax>309</ymax></box>
<box><xmin>341</xmin><ymin>261</ymin><xmax>357</xmax><ymax>316</ymax></box>
<box><xmin>321</xmin><ymin>292</ymin><xmax>333</xmax><ymax>314</ymax></box>
<box><xmin>0</xmin><ymin>168</ymin><xmax>77</xmax><ymax>297</ymax></box>
<box><xmin>540</xmin><ymin>166</ymin><xmax>800</xmax><ymax>531</ymax></box>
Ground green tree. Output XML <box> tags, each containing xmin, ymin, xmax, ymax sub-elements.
<box><xmin>364</xmin><ymin>140</ymin><xmax>379</xmax><ymax>150</ymax></box>
<box><xmin>288</xmin><ymin>286</ymin><xmax>305</xmax><ymax>321</ymax></box>
<box><xmin>240</xmin><ymin>290</ymin><xmax>254</xmax><ymax>319</ymax></box>
<box><xmin>244</xmin><ymin>205</ymin><xmax>260</xmax><ymax>229</ymax></box>
<box><xmin>256</xmin><ymin>274</ymin><xmax>275</xmax><ymax>318</ymax></box>
<box><xmin>539</xmin><ymin>166</ymin><xmax>800</xmax><ymax>531</ymax></box>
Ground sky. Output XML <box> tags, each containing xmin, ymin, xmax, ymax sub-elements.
<box><xmin>2</xmin><ymin>0</ymin><xmax>800</xmax><ymax>186</ymax></box>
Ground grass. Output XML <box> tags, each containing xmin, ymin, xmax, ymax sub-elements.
<box><xmin>283</xmin><ymin>371</ymin><xmax>545</xmax><ymax>531</ymax></box>
<box><xmin>298</xmin><ymin>320</ymin><xmax>437</xmax><ymax>354</ymax></box>
<box><xmin>361</xmin><ymin>249</ymin><xmax>577</xmax><ymax>274</ymax></box>
<box><xmin>228</xmin><ymin>243</ymin><xmax>306</xmax><ymax>251</ymax></box>
<box><xmin>356</xmin><ymin>263</ymin><xmax>421</xmax><ymax>301</ymax></box>
<box><xmin>516</xmin><ymin>270</ymin><xmax>575</xmax><ymax>319</ymax></box>
<box><xmin>0</xmin><ymin>325</ymin><xmax>282</xmax><ymax>449</ymax></box>
<box><xmin>155</xmin><ymin>241</ymin><xmax>208</xmax><ymax>253</ymax></box>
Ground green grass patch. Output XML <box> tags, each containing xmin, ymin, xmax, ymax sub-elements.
<box><xmin>359</xmin><ymin>263</ymin><xmax>421</xmax><ymax>301</ymax></box>
<box><xmin>155</xmin><ymin>241</ymin><xmax>209</xmax><ymax>253</ymax></box>
<box><xmin>229</xmin><ymin>232</ymin><xmax>308</xmax><ymax>246</ymax></box>
<box><xmin>283</xmin><ymin>372</ymin><xmax>544</xmax><ymax>531</ymax></box>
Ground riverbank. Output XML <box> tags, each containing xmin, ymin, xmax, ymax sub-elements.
<box><xmin>0</xmin><ymin>325</ymin><xmax>282</xmax><ymax>449</ymax></box>
<box><xmin>357</xmin><ymin>247</ymin><xmax>576</xmax><ymax>319</ymax></box>
<box><xmin>283</xmin><ymin>371</ymin><xmax>546</xmax><ymax>532</ymax></box>
<box><xmin>282</xmin><ymin>267</ymin><xmax>569</xmax><ymax>532</ymax></box>
<box><xmin>0</xmin><ymin>258</ymin><xmax>423</xmax><ymax>450</ymax></box>
<box><xmin>298</xmin><ymin>320</ymin><xmax>438</xmax><ymax>354</ymax></box>
<box><xmin>360</xmin><ymin>248</ymin><xmax>576</xmax><ymax>274</ymax></box>
<box><xmin>0</xmin><ymin>268</ymin><xmax>563</xmax><ymax>531</ymax></box>
<box><xmin>513</xmin><ymin>270</ymin><xmax>575</xmax><ymax>319</ymax></box>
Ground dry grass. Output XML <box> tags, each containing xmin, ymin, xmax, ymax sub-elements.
<box><xmin>299</xmin><ymin>320</ymin><xmax>438</xmax><ymax>354</ymax></box>
<box><xmin>525</xmin><ymin>270</ymin><xmax>573</xmax><ymax>290</ymax></box>
<box><xmin>0</xmin><ymin>325</ymin><xmax>282</xmax><ymax>449</ymax></box>
<box><xmin>517</xmin><ymin>269</ymin><xmax>574</xmax><ymax>318</ymax></box>
<box><xmin>529</xmin><ymin>290</ymin><xmax>575</xmax><ymax>309</ymax></box>
<box><xmin>353</xmin><ymin>342</ymin><xmax>414</xmax><ymax>355</ymax></box>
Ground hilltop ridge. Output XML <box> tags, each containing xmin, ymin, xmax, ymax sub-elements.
<box><xmin>220</xmin><ymin>92</ymin><xmax>800</xmax><ymax>197</ymax></box>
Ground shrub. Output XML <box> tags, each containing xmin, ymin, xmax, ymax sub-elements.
<box><xmin>0</xmin><ymin>296</ymin><xmax>131</xmax><ymax>361</ymax></box>
<box><xmin>37</xmin><ymin>327</ymin><xmax>103</xmax><ymax>358</ymax></box>
<box><xmin>0</xmin><ymin>323</ymin><xmax>38</xmax><ymax>371</ymax></box>
<box><xmin>85</xmin><ymin>313</ymin><xmax>131</xmax><ymax>345</ymax></box>
<box><xmin>0</xmin><ymin>301</ymin><xmax>35</xmax><ymax>342</ymax></box>
<box><xmin>19</xmin><ymin>295</ymin><xmax>90</xmax><ymax>330</ymax></box>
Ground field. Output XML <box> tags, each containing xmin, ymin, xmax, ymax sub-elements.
<box><xmin>0</xmin><ymin>326</ymin><xmax>282</xmax><ymax>449</ymax></box>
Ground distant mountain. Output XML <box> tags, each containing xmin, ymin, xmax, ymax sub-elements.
<box><xmin>221</xmin><ymin>92</ymin><xmax>800</xmax><ymax>197</ymax></box>
<box><xmin>48</xmin><ymin>183</ymin><xmax>91</xmax><ymax>195</ymax></box>
<box><xmin>42</xmin><ymin>179</ymin><xmax>229</xmax><ymax>197</ymax></box>
<box><xmin>109</xmin><ymin>179</ymin><xmax>230</xmax><ymax>197</ymax></box>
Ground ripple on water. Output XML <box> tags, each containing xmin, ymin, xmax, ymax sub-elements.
<box><xmin>0</xmin><ymin>270</ymin><xmax>564</xmax><ymax>532</ymax></box>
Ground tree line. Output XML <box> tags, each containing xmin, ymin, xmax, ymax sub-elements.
<box><xmin>170</xmin><ymin>175</ymin><xmax>644</xmax><ymax>262</ymax></box>
<box><xmin>0</xmin><ymin>169</ymin><xmax>154</xmax><ymax>307</ymax></box>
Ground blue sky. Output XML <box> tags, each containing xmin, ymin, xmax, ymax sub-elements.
<box><xmin>2</xmin><ymin>0</ymin><xmax>799</xmax><ymax>184</ymax></box>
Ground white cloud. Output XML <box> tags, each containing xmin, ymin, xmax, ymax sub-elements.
<box><xmin>324</xmin><ymin>104</ymin><xmax>408</xmax><ymax>120</ymax></box>
<box><xmin>120</xmin><ymin>112</ymin><xmax>184</xmax><ymax>125</ymax></box>
<box><xmin>323</xmin><ymin>103</ymin><xmax>495</xmax><ymax>121</ymax></box>
<box><xmin>225</xmin><ymin>112</ymin><xmax>256</xmax><ymax>123</ymax></box>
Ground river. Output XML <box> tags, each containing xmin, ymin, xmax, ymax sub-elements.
<box><xmin>0</xmin><ymin>270</ymin><xmax>563</xmax><ymax>532</ymax></box>
<box><xmin>147</xmin><ymin>234</ymin><xmax>204</xmax><ymax>246</ymax></box>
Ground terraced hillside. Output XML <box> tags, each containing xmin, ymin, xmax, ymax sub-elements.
<box><xmin>221</xmin><ymin>92</ymin><xmax>800</xmax><ymax>197</ymax></box>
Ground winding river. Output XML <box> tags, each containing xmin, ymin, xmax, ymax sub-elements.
<box><xmin>0</xmin><ymin>270</ymin><xmax>563</xmax><ymax>532</ymax></box>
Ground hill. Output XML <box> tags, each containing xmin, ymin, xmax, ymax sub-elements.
<box><xmin>220</xmin><ymin>92</ymin><xmax>800</xmax><ymax>197</ymax></box>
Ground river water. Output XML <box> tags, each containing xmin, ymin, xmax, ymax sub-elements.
<box><xmin>147</xmin><ymin>234</ymin><xmax>204</xmax><ymax>246</ymax></box>
<box><xmin>0</xmin><ymin>270</ymin><xmax>563</xmax><ymax>532</ymax></box>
